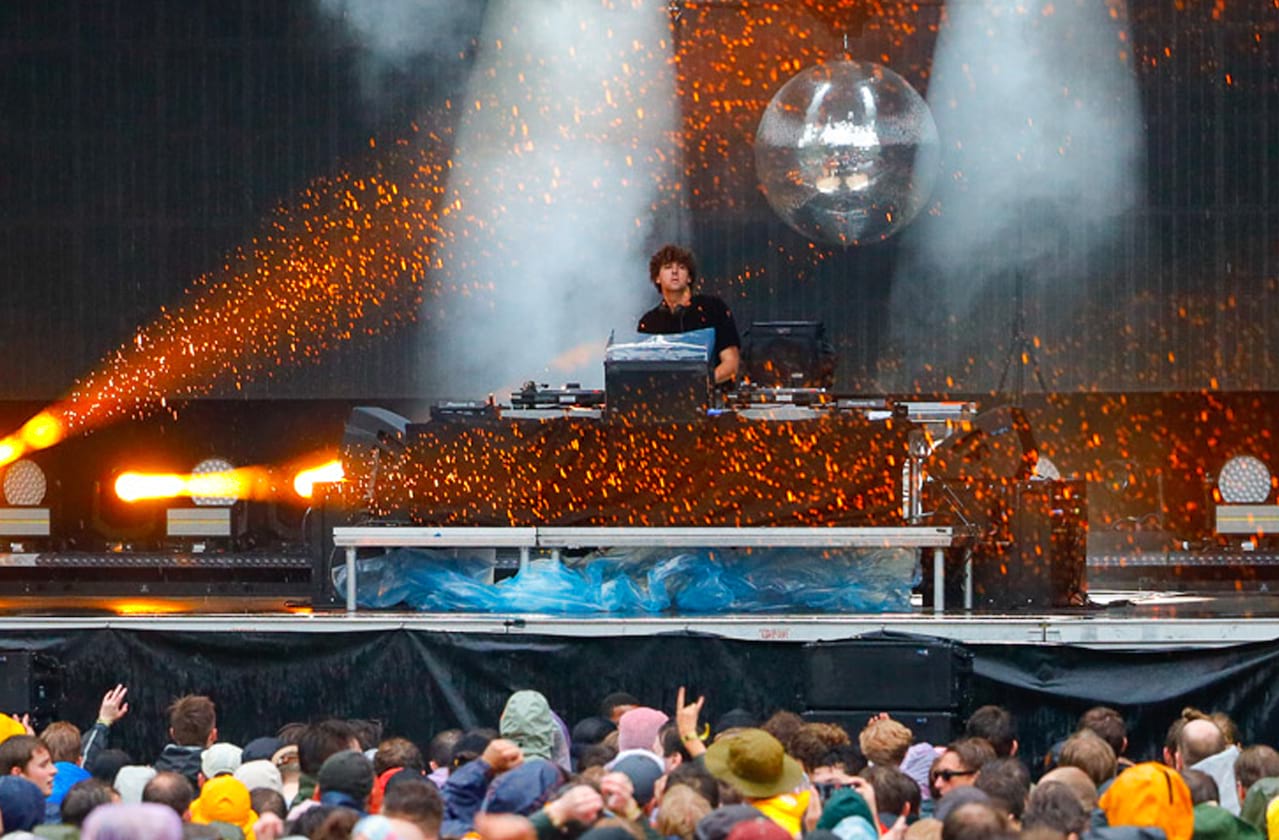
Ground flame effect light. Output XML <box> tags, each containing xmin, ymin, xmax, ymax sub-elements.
<box><xmin>293</xmin><ymin>460</ymin><xmax>345</xmax><ymax>499</ymax></box>
<box><xmin>115</xmin><ymin>467</ymin><xmax>269</xmax><ymax>504</ymax></box>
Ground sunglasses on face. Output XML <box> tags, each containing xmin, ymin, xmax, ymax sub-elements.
<box><xmin>932</xmin><ymin>769</ymin><xmax>977</xmax><ymax>782</ymax></box>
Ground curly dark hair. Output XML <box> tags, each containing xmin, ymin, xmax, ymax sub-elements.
<box><xmin>649</xmin><ymin>244</ymin><xmax>698</xmax><ymax>287</ymax></box>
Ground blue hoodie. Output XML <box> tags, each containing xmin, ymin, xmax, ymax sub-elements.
<box><xmin>45</xmin><ymin>761</ymin><xmax>90</xmax><ymax>823</ymax></box>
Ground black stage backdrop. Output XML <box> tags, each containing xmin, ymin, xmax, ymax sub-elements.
<box><xmin>2</xmin><ymin>0</ymin><xmax>1275</xmax><ymax>398</ymax></box>
<box><xmin>8</xmin><ymin>628</ymin><xmax>1279</xmax><ymax>772</ymax></box>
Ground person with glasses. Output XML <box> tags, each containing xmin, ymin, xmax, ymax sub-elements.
<box><xmin>929</xmin><ymin>737</ymin><xmax>996</xmax><ymax>799</ymax></box>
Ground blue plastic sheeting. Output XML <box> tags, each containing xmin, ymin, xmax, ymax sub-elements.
<box><xmin>606</xmin><ymin>328</ymin><xmax>714</xmax><ymax>362</ymax></box>
<box><xmin>335</xmin><ymin>546</ymin><xmax>920</xmax><ymax>614</ymax></box>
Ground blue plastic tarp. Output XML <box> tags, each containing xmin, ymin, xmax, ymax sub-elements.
<box><xmin>334</xmin><ymin>545</ymin><xmax>919</xmax><ymax>614</ymax></box>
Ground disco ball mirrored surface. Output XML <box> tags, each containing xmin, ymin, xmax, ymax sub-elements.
<box><xmin>755</xmin><ymin>60</ymin><xmax>940</xmax><ymax>247</ymax></box>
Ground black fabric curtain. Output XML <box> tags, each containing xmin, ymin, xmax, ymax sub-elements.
<box><xmin>4</xmin><ymin>627</ymin><xmax>1277</xmax><ymax>772</ymax></box>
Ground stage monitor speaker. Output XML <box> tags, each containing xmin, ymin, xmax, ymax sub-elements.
<box><xmin>929</xmin><ymin>405</ymin><xmax>1037</xmax><ymax>483</ymax></box>
<box><xmin>802</xmin><ymin>710</ymin><xmax>958</xmax><ymax>747</ymax></box>
<box><xmin>0</xmin><ymin>651</ymin><xmax>62</xmax><ymax>728</ymax></box>
<box><xmin>803</xmin><ymin>636</ymin><xmax>972</xmax><ymax>711</ymax></box>
<box><xmin>969</xmin><ymin>479</ymin><xmax>1087</xmax><ymax>609</ymax></box>
<box><xmin>742</xmin><ymin>321</ymin><xmax>836</xmax><ymax>389</ymax></box>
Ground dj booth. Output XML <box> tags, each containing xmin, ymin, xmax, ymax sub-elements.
<box><xmin>324</xmin><ymin>328</ymin><xmax>1085</xmax><ymax>615</ymax></box>
<box><xmin>327</xmin><ymin>403</ymin><xmax>980</xmax><ymax>613</ymax></box>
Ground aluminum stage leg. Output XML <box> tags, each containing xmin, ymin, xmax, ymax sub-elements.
<box><xmin>964</xmin><ymin>552</ymin><xmax>973</xmax><ymax>611</ymax></box>
<box><xmin>933</xmin><ymin>547</ymin><xmax>944</xmax><ymax>614</ymax></box>
<box><xmin>346</xmin><ymin>546</ymin><xmax>357</xmax><ymax>613</ymax></box>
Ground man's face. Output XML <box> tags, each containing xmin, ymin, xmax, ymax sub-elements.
<box><xmin>930</xmin><ymin>750</ymin><xmax>976</xmax><ymax>798</ymax></box>
<box><xmin>23</xmin><ymin>747</ymin><xmax>57</xmax><ymax>795</ymax></box>
<box><xmin>656</xmin><ymin>261</ymin><xmax>691</xmax><ymax>295</ymax></box>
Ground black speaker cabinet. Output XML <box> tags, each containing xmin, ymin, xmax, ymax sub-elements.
<box><xmin>0</xmin><ymin>652</ymin><xmax>62</xmax><ymax>728</ymax></box>
<box><xmin>804</xmin><ymin>637</ymin><xmax>972</xmax><ymax>711</ymax></box>
<box><xmin>969</xmin><ymin>480</ymin><xmax>1088</xmax><ymax>609</ymax></box>
<box><xmin>308</xmin><ymin>484</ymin><xmax>346</xmax><ymax>610</ymax></box>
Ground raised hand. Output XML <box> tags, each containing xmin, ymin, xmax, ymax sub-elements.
<box><xmin>480</xmin><ymin>738</ymin><xmax>524</xmax><ymax>774</ymax></box>
<box><xmin>600</xmin><ymin>771</ymin><xmax>640</xmax><ymax>820</ymax></box>
<box><xmin>675</xmin><ymin>685</ymin><xmax>706</xmax><ymax>757</ymax></box>
<box><xmin>97</xmin><ymin>684</ymin><xmax>130</xmax><ymax>725</ymax></box>
<box><xmin>545</xmin><ymin>785</ymin><xmax>604</xmax><ymax>828</ymax></box>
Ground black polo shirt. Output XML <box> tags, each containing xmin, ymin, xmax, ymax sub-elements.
<box><xmin>636</xmin><ymin>294</ymin><xmax>742</xmax><ymax>363</ymax></box>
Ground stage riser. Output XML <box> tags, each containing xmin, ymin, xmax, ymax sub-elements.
<box><xmin>2</xmin><ymin>628</ymin><xmax>1275</xmax><ymax>779</ymax></box>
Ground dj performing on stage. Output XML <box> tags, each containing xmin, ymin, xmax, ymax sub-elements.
<box><xmin>324</xmin><ymin>254</ymin><xmax>1087</xmax><ymax>618</ymax></box>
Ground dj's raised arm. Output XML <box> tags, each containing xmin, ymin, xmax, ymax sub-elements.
<box><xmin>636</xmin><ymin>244</ymin><xmax>741</xmax><ymax>384</ymax></box>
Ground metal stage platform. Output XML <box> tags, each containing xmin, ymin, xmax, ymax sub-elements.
<box><xmin>0</xmin><ymin>590</ymin><xmax>1277</xmax><ymax>649</ymax></box>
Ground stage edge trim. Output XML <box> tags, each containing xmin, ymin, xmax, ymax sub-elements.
<box><xmin>0</xmin><ymin>615</ymin><xmax>1275</xmax><ymax>648</ymax></box>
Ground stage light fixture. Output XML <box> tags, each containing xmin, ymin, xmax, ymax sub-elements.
<box><xmin>1218</xmin><ymin>455</ymin><xmax>1272</xmax><ymax>504</ymax></box>
<box><xmin>742</xmin><ymin>321</ymin><xmax>837</xmax><ymax>388</ymax></box>
<box><xmin>0</xmin><ymin>459</ymin><xmax>51</xmax><ymax>540</ymax></box>
<box><xmin>3</xmin><ymin>460</ymin><xmax>47</xmax><ymax>507</ymax></box>
<box><xmin>190</xmin><ymin>458</ymin><xmax>236</xmax><ymax>506</ymax></box>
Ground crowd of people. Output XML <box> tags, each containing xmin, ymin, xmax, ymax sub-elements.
<box><xmin>0</xmin><ymin>683</ymin><xmax>1275</xmax><ymax>840</ymax></box>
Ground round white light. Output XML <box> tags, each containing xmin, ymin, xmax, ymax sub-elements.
<box><xmin>3</xmin><ymin>459</ymin><xmax>47</xmax><ymax>506</ymax></box>
<box><xmin>1219</xmin><ymin>455</ymin><xmax>1272</xmax><ymax>504</ymax></box>
<box><xmin>191</xmin><ymin>458</ymin><xmax>236</xmax><ymax>507</ymax></box>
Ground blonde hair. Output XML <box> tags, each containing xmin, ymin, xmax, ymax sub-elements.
<box><xmin>657</xmin><ymin>784</ymin><xmax>712</xmax><ymax>840</ymax></box>
<box><xmin>860</xmin><ymin>718</ymin><xmax>913</xmax><ymax>766</ymax></box>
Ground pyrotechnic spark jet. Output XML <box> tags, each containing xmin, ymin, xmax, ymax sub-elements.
<box><xmin>0</xmin><ymin>129</ymin><xmax>461</xmax><ymax>467</ymax></box>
